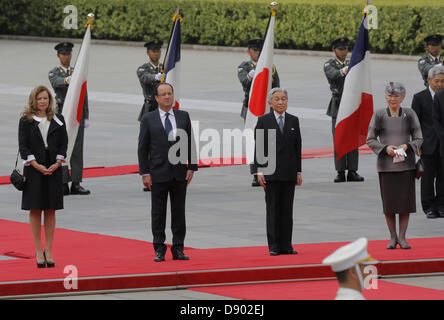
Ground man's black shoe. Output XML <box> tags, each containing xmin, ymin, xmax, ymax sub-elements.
<box><xmin>269</xmin><ymin>251</ymin><xmax>280</xmax><ymax>256</ymax></box>
<box><xmin>347</xmin><ymin>171</ymin><xmax>364</xmax><ymax>182</ymax></box>
<box><xmin>281</xmin><ymin>249</ymin><xmax>298</xmax><ymax>255</ymax></box>
<box><xmin>425</xmin><ymin>209</ymin><xmax>439</xmax><ymax>219</ymax></box>
<box><xmin>154</xmin><ymin>251</ymin><xmax>165</xmax><ymax>262</ymax></box>
<box><xmin>437</xmin><ymin>208</ymin><xmax>444</xmax><ymax>218</ymax></box>
<box><xmin>334</xmin><ymin>171</ymin><xmax>346</xmax><ymax>183</ymax></box>
<box><xmin>172</xmin><ymin>250</ymin><xmax>189</xmax><ymax>260</ymax></box>
<box><xmin>71</xmin><ymin>183</ymin><xmax>91</xmax><ymax>195</ymax></box>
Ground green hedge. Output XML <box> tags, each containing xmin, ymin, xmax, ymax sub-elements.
<box><xmin>1</xmin><ymin>0</ymin><xmax>443</xmax><ymax>55</ymax></box>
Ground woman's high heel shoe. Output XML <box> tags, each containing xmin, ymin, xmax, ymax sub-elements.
<box><xmin>43</xmin><ymin>250</ymin><xmax>55</xmax><ymax>268</ymax></box>
<box><xmin>386</xmin><ymin>240</ymin><xmax>398</xmax><ymax>250</ymax></box>
<box><xmin>36</xmin><ymin>253</ymin><xmax>46</xmax><ymax>268</ymax></box>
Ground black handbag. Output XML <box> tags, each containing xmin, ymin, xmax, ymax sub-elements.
<box><xmin>415</xmin><ymin>158</ymin><xmax>424</xmax><ymax>180</ymax></box>
<box><xmin>10</xmin><ymin>150</ymin><xmax>26</xmax><ymax>191</ymax></box>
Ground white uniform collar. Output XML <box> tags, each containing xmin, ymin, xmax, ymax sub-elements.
<box><xmin>335</xmin><ymin>287</ymin><xmax>365</xmax><ymax>300</ymax></box>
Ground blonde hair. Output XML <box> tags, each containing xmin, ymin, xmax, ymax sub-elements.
<box><xmin>22</xmin><ymin>85</ymin><xmax>55</xmax><ymax>122</ymax></box>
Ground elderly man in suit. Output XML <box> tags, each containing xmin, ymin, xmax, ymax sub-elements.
<box><xmin>413</xmin><ymin>65</ymin><xmax>444</xmax><ymax>219</ymax></box>
<box><xmin>252</xmin><ymin>88</ymin><xmax>302</xmax><ymax>256</ymax></box>
<box><xmin>138</xmin><ymin>83</ymin><xmax>198</xmax><ymax>262</ymax></box>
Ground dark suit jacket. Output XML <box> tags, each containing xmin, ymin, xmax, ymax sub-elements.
<box><xmin>251</xmin><ymin>111</ymin><xmax>302</xmax><ymax>181</ymax></box>
<box><xmin>433</xmin><ymin>90</ymin><xmax>444</xmax><ymax>157</ymax></box>
<box><xmin>18</xmin><ymin>115</ymin><xmax>68</xmax><ymax>164</ymax></box>
<box><xmin>138</xmin><ymin>109</ymin><xmax>198</xmax><ymax>183</ymax></box>
<box><xmin>412</xmin><ymin>88</ymin><xmax>439</xmax><ymax>155</ymax></box>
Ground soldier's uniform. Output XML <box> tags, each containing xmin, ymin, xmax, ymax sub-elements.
<box><xmin>137</xmin><ymin>39</ymin><xmax>163</xmax><ymax>121</ymax></box>
<box><xmin>238</xmin><ymin>38</ymin><xmax>280</xmax><ymax>121</ymax></box>
<box><xmin>48</xmin><ymin>42</ymin><xmax>90</xmax><ymax>195</ymax></box>
<box><xmin>418</xmin><ymin>34</ymin><xmax>443</xmax><ymax>87</ymax></box>
<box><xmin>324</xmin><ymin>37</ymin><xmax>363</xmax><ymax>182</ymax></box>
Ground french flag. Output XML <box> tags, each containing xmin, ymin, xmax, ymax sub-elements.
<box><xmin>245</xmin><ymin>8</ymin><xmax>276</xmax><ymax>163</ymax></box>
<box><xmin>164</xmin><ymin>13</ymin><xmax>181</xmax><ymax>110</ymax></box>
<box><xmin>62</xmin><ymin>22</ymin><xmax>91</xmax><ymax>165</ymax></box>
<box><xmin>334</xmin><ymin>14</ymin><xmax>374</xmax><ymax>160</ymax></box>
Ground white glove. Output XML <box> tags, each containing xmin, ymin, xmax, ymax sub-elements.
<box><xmin>155</xmin><ymin>73</ymin><xmax>163</xmax><ymax>81</ymax></box>
<box><xmin>393</xmin><ymin>148</ymin><xmax>407</xmax><ymax>163</ymax></box>
<box><xmin>248</xmin><ymin>70</ymin><xmax>255</xmax><ymax>79</ymax></box>
<box><xmin>340</xmin><ymin>66</ymin><xmax>348</xmax><ymax>76</ymax></box>
<box><xmin>84</xmin><ymin>119</ymin><xmax>90</xmax><ymax>128</ymax></box>
<box><xmin>65</xmin><ymin>76</ymin><xmax>72</xmax><ymax>84</ymax></box>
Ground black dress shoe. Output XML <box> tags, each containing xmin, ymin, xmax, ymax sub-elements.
<box><xmin>425</xmin><ymin>210</ymin><xmax>439</xmax><ymax>219</ymax></box>
<box><xmin>437</xmin><ymin>208</ymin><xmax>444</xmax><ymax>218</ymax></box>
<box><xmin>172</xmin><ymin>250</ymin><xmax>189</xmax><ymax>260</ymax></box>
<box><xmin>63</xmin><ymin>183</ymin><xmax>70</xmax><ymax>196</ymax></box>
<box><xmin>251</xmin><ymin>176</ymin><xmax>261</xmax><ymax>187</ymax></box>
<box><xmin>281</xmin><ymin>249</ymin><xmax>298</xmax><ymax>255</ymax></box>
<box><xmin>347</xmin><ymin>171</ymin><xmax>364</xmax><ymax>182</ymax></box>
<box><xmin>334</xmin><ymin>171</ymin><xmax>346</xmax><ymax>183</ymax></box>
<box><xmin>71</xmin><ymin>183</ymin><xmax>91</xmax><ymax>195</ymax></box>
<box><xmin>269</xmin><ymin>251</ymin><xmax>280</xmax><ymax>256</ymax></box>
<box><xmin>154</xmin><ymin>251</ymin><xmax>165</xmax><ymax>262</ymax></box>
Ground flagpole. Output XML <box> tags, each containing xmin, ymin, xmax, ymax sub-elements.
<box><xmin>161</xmin><ymin>7</ymin><xmax>181</xmax><ymax>82</ymax></box>
<box><xmin>258</xmin><ymin>2</ymin><xmax>278</xmax><ymax>61</ymax></box>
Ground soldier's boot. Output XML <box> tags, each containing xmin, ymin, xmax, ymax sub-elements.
<box><xmin>347</xmin><ymin>171</ymin><xmax>364</xmax><ymax>182</ymax></box>
<box><xmin>334</xmin><ymin>171</ymin><xmax>346</xmax><ymax>183</ymax></box>
<box><xmin>71</xmin><ymin>182</ymin><xmax>91</xmax><ymax>195</ymax></box>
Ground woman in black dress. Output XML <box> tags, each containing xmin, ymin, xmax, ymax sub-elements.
<box><xmin>19</xmin><ymin>86</ymin><xmax>68</xmax><ymax>268</ymax></box>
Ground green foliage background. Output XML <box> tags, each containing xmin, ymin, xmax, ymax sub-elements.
<box><xmin>1</xmin><ymin>0</ymin><xmax>443</xmax><ymax>55</ymax></box>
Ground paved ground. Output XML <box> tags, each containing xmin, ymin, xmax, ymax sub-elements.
<box><xmin>1</xmin><ymin>39</ymin><xmax>443</xmax><ymax>300</ymax></box>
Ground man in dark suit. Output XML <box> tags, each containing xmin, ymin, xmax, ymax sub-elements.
<box><xmin>251</xmin><ymin>88</ymin><xmax>302</xmax><ymax>256</ymax></box>
<box><xmin>413</xmin><ymin>65</ymin><xmax>444</xmax><ymax>219</ymax></box>
<box><xmin>431</xmin><ymin>66</ymin><xmax>444</xmax><ymax>218</ymax></box>
<box><xmin>138</xmin><ymin>83</ymin><xmax>198</xmax><ymax>262</ymax></box>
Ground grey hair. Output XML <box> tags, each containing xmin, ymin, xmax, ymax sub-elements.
<box><xmin>428</xmin><ymin>65</ymin><xmax>444</xmax><ymax>79</ymax></box>
<box><xmin>267</xmin><ymin>87</ymin><xmax>288</xmax><ymax>101</ymax></box>
<box><xmin>385</xmin><ymin>81</ymin><xmax>406</xmax><ymax>96</ymax></box>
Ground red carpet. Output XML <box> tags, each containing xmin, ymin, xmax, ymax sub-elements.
<box><xmin>1</xmin><ymin>219</ymin><xmax>443</xmax><ymax>297</ymax></box>
<box><xmin>190</xmin><ymin>279</ymin><xmax>444</xmax><ymax>300</ymax></box>
<box><xmin>0</xmin><ymin>146</ymin><xmax>373</xmax><ymax>185</ymax></box>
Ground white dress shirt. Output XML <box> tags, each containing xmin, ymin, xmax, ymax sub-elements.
<box><xmin>429</xmin><ymin>86</ymin><xmax>436</xmax><ymax>100</ymax></box>
<box><xmin>23</xmin><ymin>116</ymin><xmax>65</xmax><ymax>166</ymax></box>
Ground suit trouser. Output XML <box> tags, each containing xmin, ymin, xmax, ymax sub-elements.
<box><xmin>264</xmin><ymin>181</ymin><xmax>295</xmax><ymax>252</ymax></box>
<box><xmin>62</xmin><ymin>123</ymin><xmax>84</xmax><ymax>184</ymax></box>
<box><xmin>331</xmin><ymin>117</ymin><xmax>358</xmax><ymax>172</ymax></box>
<box><xmin>420</xmin><ymin>153</ymin><xmax>444</xmax><ymax>211</ymax></box>
<box><xmin>151</xmin><ymin>179</ymin><xmax>187</xmax><ymax>253</ymax></box>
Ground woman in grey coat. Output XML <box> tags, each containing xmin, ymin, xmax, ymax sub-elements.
<box><xmin>367</xmin><ymin>82</ymin><xmax>423</xmax><ymax>249</ymax></box>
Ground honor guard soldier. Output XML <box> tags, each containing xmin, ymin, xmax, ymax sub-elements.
<box><xmin>238</xmin><ymin>38</ymin><xmax>280</xmax><ymax>122</ymax></box>
<box><xmin>322</xmin><ymin>238</ymin><xmax>377</xmax><ymax>300</ymax></box>
<box><xmin>137</xmin><ymin>39</ymin><xmax>164</xmax><ymax>121</ymax></box>
<box><xmin>418</xmin><ymin>35</ymin><xmax>443</xmax><ymax>87</ymax></box>
<box><xmin>238</xmin><ymin>38</ymin><xmax>280</xmax><ymax>187</ymax></box>
<box><xmin>324</xmin><ymin>37</ymin><xmax>364</xmax><ymax>183</ymax></box>
<box><xmin>48</xmin><ymin>42</ymin><xmax>90</xmax><ymax>195</ymax></box>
